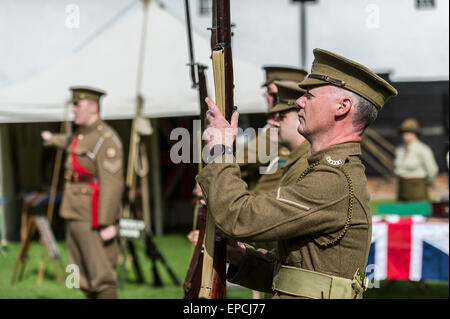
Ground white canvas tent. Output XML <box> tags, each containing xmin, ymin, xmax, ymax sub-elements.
<box><xmin>0</xmin><ymin>0</ymin><xmax>266</xmax><ymax>239</ymax></box>
<box><xmin>0</xmin><ymin>0</ymin><xmax>265</xmax><ymax>123</ymax></box>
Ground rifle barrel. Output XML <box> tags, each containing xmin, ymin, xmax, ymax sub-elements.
<box><xmin>215</xmin><ymin>0</ymin><xmax>234</xmax><ymax>122</ymax></box>
<box><xmin>184</xmin><ymin>0</ymin><xmax>197</xmax><ymax>88</ymax></box>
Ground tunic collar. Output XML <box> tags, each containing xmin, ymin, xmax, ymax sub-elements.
<box><xmin>282</xmin><ymin>141</ymin><xmax>311</xmax><ymax>170</ymax></box>
<box><xmin>307</xmin><ymin>142</ymin><xmax>361</xmax><ymax>165</ymax></box>
<box><xmin>77</xmin><ymin>118</ymin><xmax>103</xmax><ymax>135</ymax></box>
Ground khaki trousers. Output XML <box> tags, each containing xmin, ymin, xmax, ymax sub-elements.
<box><xmin>66</xmin><ymin>220</ymin><xmax>119</xmax><ymax>298</ymax></box>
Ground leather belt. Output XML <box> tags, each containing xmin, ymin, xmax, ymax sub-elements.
<box><xmin>64</xmin><ymin>171</ymin><xmax>98</xmax><ymax>184</ymax></box>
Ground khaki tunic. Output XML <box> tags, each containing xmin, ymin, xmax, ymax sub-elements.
<box><xmin>44</xmin><ymin>118</ymin><xmax>124</xmax><ymax>297</ymax></box>
<box><xmin>238</xmin><ymin>125</ymin><xmax>282</xmax><ymax>190</ymax></box>
<box><xmin>253</xmin><ymin>141</ymin><xmax>310</xmax><ymax>298</ymax></box>
<box><xmin>250</xmin><ymin>142</ymin><xmax>310</xmax><ymax>249</ymax></box>
<box><xmin>249</xmin><ymin>149</ymin><xmax>289</xmax><ymax>196</ymax></box>
<box><xmin>45</xmin><ymin>119</ymin><xmax>124</xmax><ymax>226</ymax></box>
<box><xmin>197</xmin><ymin>142</ymin><xmax>372</xmax><ymax>298</ymax></box>
<box><xmin>278</xmin><ymin>141</ymin><xmax>311</xmax><ymax>187</ymax></box>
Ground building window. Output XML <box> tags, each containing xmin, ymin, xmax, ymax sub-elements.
<box><xmin>198</xmin><ymin>0</ymin><xmax>211</xmax><ymax>16</ymax></box>
<box><xmin>416</xmin><ymin>0</ymin><xmax>435</xmax><ymax>9</ymax></box>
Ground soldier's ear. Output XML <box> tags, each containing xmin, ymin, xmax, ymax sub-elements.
<box><xmin>335</xmin><ymin>95</ymin><xmax>353</xmax><ymax>118</ymax></box>
<box><xmin>89</xmin><ymin>100</ymin><xmax>100</xmax><ymax>114</ymax></box>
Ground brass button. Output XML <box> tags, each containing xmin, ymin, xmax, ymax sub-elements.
<box><xmin>97</xmin><ymin>125</ymin><xmax>103</xmax><ymax>131</ymax></box>
<box><xmin>78</xmin><ymin>134</ymin><xmax>84</xmax><ymax>140</ymax></box>
<box><xmin>81</xmin><ymin>188</ymin><xmax>87</xmax><ymax>194</ymax></box>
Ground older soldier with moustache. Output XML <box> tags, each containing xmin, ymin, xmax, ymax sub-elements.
<box><xmin>41</xmin><ymin>87</ymin><xmax>123</xmax><ymax>299</ymax></box>
<box><xmin>197</xmin><ymin>49</ymin><xmax>398</xmax><ymax>299</ymax></box>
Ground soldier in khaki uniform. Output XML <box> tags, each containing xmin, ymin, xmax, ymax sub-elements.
<box><xmin>267</xmin><ymin>81</ymin><xmax>311</xmax><ymax>187</ymax></box>
<box><xmin>394</xmin><ymin>118</ymin><xmax>439</xmax><ymax>201</ymax></box>
<box><xmin>41</xmin><ymin>87</ymin><xmax>124</xmax><ymax>299</ymax></box>
<box><xmin>245</xmin><ymin>66</ymin><xmax>308</xmax><ymax>195</ymax></box>
<box><xmin>189</xmin><ymin>68</ymin><xmax>310</xmax><ymax>299</ymax></box>
<box><xmin>190</xmin><ymin>68</ymin><xmax>308</xmax><ymax>220</ymax></box>
<box><xmin>198</xmin><ymin>48</ymin><xmax>398</xmax><ymax>299</ymax></box>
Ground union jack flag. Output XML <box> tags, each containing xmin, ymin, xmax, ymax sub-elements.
<box><xmin>367</xmin><ymin>215</ymin><xmax>449</xmax><ymax>282</ymax></box>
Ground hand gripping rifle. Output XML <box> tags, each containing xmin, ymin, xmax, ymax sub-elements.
<box><xmin>197</xmin><ymin>0</ymin><xmax>234</xmax><ymax>299</ymax></box>
<box><xmin>182</xmin><ymin>0</ymin><xmax>210</xmax><ymax>299</ymax></box>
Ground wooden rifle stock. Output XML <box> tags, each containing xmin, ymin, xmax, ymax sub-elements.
<box><xmin>183</xmin><ymin>0</ymin><xmax>234</xmax><ymax>300</ymax></box>
<box><xmin>182</xmin><ymin>0</ymin><xmax>212</xmax><ymax>298</ymax></box>
<box><xmin>197</xmin><ymin>0</ymin><xmax>233</xmax><ymax>299</ymax></box>
<box><xmin>183</xmin><ymin>67</ymin><xmax>209</xmax><ymax>298</ymax></box>
<box><xmin>183</xmin><ymin>205</ymin><xmax>206</xmax><ymax>298</ymax></box>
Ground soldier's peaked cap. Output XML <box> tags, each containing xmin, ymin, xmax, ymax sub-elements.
<box><xmin>262</xmin><ymin>66</ymin><xmax>308</xmax><ymax>87</ymax></box>
<box><xmin>269</xmin><ymin>81</ymin><xmax>306</xmax><ymax>114</ymax></box>
<box><xmin>70</xmin><ymin>86</ymin><xmax>106</xmax><ymax>104</ymax></box>
<box><xmin>299</xmin><ymin>49</ymin><xmax>398</xmax><ymax>110</ymax></box>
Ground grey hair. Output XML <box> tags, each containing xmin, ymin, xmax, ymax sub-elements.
<box><xmin>352</xmin><ymin>93</ymin><xmax>378</xmax><ymax>132</ymax></box>
<box><xmin>333</xmin><ymin>87</ymin><xmax>378</xmax><ymax>133</ymax></box>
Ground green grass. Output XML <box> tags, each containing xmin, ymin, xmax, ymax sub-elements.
<box><xmin>364</xmin><ymin>280</ymin><xmax>449</xmax><ymax>299</ymax></box>
<box><xmin>0</xmin><ymin>233</ymin><xmax>252</xmax><ymax>299</ymax></box>
<box><xmin>0</xmin><ymin>232</ymin><xmax>447</xmax><ymax>299</ymax></box>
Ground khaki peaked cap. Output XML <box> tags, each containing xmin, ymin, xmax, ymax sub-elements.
<box><xmin>70</xmin><ymin>86</ymin><xmax>106</xmax><ymax>104</ymax></box>
<box><xmin>398</xmin><ymin>118</ymin><xmax>420</xmax><ymax>134</ymax></box>
<box><xmin>262</xmin><ymin>66</ymin><xmax>308</xmax><ymax>87</ymax></box>
<box><xmin>269</xmin><ymin>81</ymin><xmax>306</xmax><ymax>114</ymax></box>
<box><xmin>299</xmin><ymin>49</ymin><xmax>398</xmax><ymax>110</ymax></box>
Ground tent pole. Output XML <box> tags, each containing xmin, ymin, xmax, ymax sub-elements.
<box><xmin>134</xmin><ymin>0</ymin><xmax>163</xmax><ymax>235</ymax></box>
<box><xmin>149</xmin><ymin>119</ymin><xmax>163</xmax><ymax>236</ymax></box>
<box><xmin>0</xmin><ymin>124</ymin><xmax>16</xmax><ymax>247</ymax></box>
<box><xmin>0</xmin><ymin>124</ymin><xmax>8</xmax><ymax>249</ymax></box>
